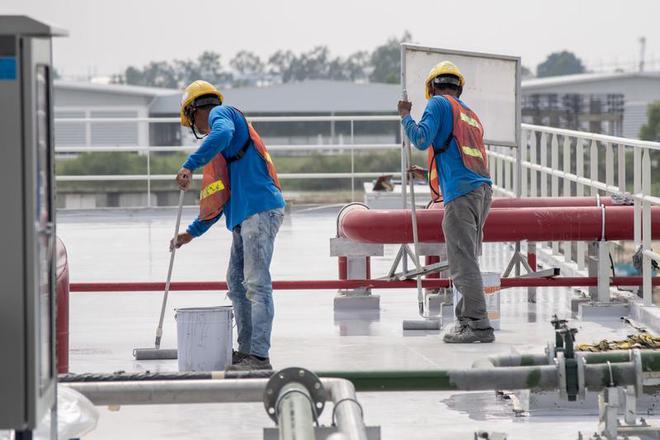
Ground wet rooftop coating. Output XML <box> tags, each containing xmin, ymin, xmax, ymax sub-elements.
<box><xmin>58</xmin><ymin>206</ymin><xmax>657</xmax><ymax>439</ymax></box>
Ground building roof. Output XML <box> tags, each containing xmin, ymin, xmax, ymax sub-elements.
<box><xmin>149</xmin><ymin>80</ymin><xmax>400</xmax><ymax>114</ymax></box>
<box><xmin>54</xmin><ymin>80</ymin><xmax>178</xmax><ymax>97</ymax></box>
<box><xmin>522</xmin><ymin>71</ymin><xmax>660</xmax><ymax>90</ymax></box>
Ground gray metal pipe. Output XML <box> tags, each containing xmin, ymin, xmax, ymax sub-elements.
<box><xmin>64</xmin><ymin>377</ymin><xmax>368</xmax><ymax>440</ymax></box>
<box><xmin>324</xmin><ymin>379</ymin><xmax>368</xmax><ymax>440</ymax></box>
<box><xmin>277</xmin><ymin>382</ymin><xmax>316</xmax><ymax>440</ymax></box>
<box><xmin>471</xmin><ymin>353</ymin><xmax>549</xmax><ymax>368</ymax></box>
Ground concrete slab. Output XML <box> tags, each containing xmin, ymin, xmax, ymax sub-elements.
<box><xmin>578</xmin><ymin>302</ymin><xmax>630</xmax><ymax>320</ymax></box>
<box><xmin>55</xmin><ymin>206</ymin><xmax>660</xmax><ymax>440</ymax></box>
<box><xmin>630</xmin><ymin>301</ymin><xmax>660</xmax><ymax>335</ymax></box>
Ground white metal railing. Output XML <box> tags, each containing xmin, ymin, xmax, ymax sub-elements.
<box><xmin>487</xmin><ymin>123</ymin><xmax>659</xmax><ymax>306</ymax></box>
<box><xmin>54</xmin><ymin>115</ymin><xmax>658</xmax><ymax>304</ymax></box>
<box><xmin>54</xmin><ymin>114</ymin><xmax>403</xmax><ymax>203</ymax></box>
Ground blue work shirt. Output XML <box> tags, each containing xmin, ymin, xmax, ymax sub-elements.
<box><xmin>183</xmin><ymin>105</ymin><xmax>285</xmax><ymax>235</ymax></box>
<box><xmin>402</xmin><ymin>96</ymin><xmax>492</xmax><ymax>204</ymax></box>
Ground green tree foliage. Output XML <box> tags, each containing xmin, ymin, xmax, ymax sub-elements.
<box><xmin>536</xmin><ymin>51</ymin><xmax>586</xmax><ymax>78</ymax></box>
<box><xmin>640</xmin><ymin>101</ymin><xmax>660</xmax><ymax>141</ymax></box>
<box><xmin>115</xmin><ymin>51</ymin><xmax>231</xmax><ymax>89</ymax></box>
<box><xmin>113</xmin><ymin>33</ymin><xmax>413</xmax><ymax>88</ymax></box>
<box><xmin>369</xmin><ymin>31</ymin><xmax>412</xmax><ymax>84</ymax></box>
<box><xmin>521</xmin><ymin>65</ymin><xmax>533</xmax><ymax>79</ymax></box>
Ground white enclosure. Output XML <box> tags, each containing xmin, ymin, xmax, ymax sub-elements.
<box><xmin>402</xmin><ymin>44</ymin><xmax>520</xmax><ymax>147</ymax></box>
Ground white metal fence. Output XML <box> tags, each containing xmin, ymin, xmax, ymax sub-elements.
<box><xmin>487</xmin><ymin>123</ymin><xmax>659</xmax><ymax>306</ymax></box>
<box><xmin>54</xmin><ymin>115</ymin><xmax>403</xmax><ymax>203</ymax></box>
<box><xmin>55</xmin><ymin>115</ymin><xmax>658</xmax><ymax>303</ymax></box>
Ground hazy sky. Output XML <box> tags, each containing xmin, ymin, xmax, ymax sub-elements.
<box><xmin>3</xmin><ymin>0</ymin><xmax>659</xmax><ymax>78</ymax></box>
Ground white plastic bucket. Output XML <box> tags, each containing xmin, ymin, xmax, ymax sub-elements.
<box><xmin>453</xmin><ymin>271</ymin><xmax>501</xmax><ymax>330</ymax></box>
<box><xmin>176</xmin><ymin>306</ymin><xmax>233</xmax><ymax>371</ymax></box>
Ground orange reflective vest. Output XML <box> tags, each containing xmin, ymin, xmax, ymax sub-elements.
<box><xmin>427</xmin><ymin>95</ymin><xmax>490</xmax><ymax>203</ymax></box>
<box><xmin>199</xmin><ymin>109</ymin><xmax>282</xmax><ymax>221</ymax></box>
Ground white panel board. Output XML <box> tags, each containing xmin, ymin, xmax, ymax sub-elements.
<box><xmin>402</xmin><ymin>44</ymin><xmax>520</xmax><ymax>147</ymax></box>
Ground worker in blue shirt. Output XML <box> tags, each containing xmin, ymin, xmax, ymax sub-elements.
<box><xmin>173</xmin><ymin>80</ymin><xmax>285</xmax><ymax>370</ymax></box>
<box><xmin>398</xmin><ymin>61</ymin><xmax>495</xmax><ymax>343</ymax></box>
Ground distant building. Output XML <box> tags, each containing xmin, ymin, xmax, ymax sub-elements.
<box><xmin>53</xmin><ymin>80</ymin><xmax>401</xmax><ymax>149</ymax></box>
<box><xmin>149</xmin><ymin>80</ymin><xmax>401</xmax><ymax>147</ymax></box>
<box><xmin>54</xmin><ymin>81</ymin><xmax>176</xmax><ymax>148</ymax></box>
<box><xmin>522</xmin><ymin>72</ymin><xmax>660</xmax><ymax>138</ymax></box>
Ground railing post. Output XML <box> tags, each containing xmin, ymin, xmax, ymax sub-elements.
<box><xmin>576</xmin><ymin>138</ymin><xmax>586</xmax><ymax>271</ymax></box>
<box><xmin>605</xmin><ymin>142</ymin><xmax>614</xmax><ymax>190</ymax></box>
<box><xmin>642</xmin><ymin>148</ymin><xmax>652</xmax><ymax>306</ymax></box>
<box><xmin>518</xmin><ymin>129</ymin><xmax>526</xmax><ymax>198</ymax></box>
<box><xmin>350</xmin><ymin>120</ymin><xmax>355</xmax><ymax>202</ymax></box>
<box><xmin>634</xmin><ymin>147</ymin><xmax>642</xmax><ymax>246</ymax></box>
<box><xmin>563</xmin><ymin>136</ymin><xmax>572</xmax><ymax>263</ymax></box>
<box><xmin>617</xmin><ymin>143</ymin><xmax>626</xmax><ymax>193</ymax></box>
<box><xmin>590</xmin><ymin>140</ymin><xmax>599</xmax><ymax>196</ymax></box>
<box><xmin>529</xmin><ymin>131</ymin><xmax>537</xmax><ymax>197</ymax></box>
<box><xmin>551</xmin><ymin>134</ymin><xmax>559</xmax><ymax>254</ymax></box>
<box><xmin>146</xmin><ymin>144</ymin><xmax>151</xmax><ymax>208</ymax></box>
<box><xmin>540</xmin><ymin>132</ymin><xmax>548</xmax><ymax>197</ymax></box>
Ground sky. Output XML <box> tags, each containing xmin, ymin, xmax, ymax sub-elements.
<box><xmin>2</xmin><ymin>0</ymin><xmax>659</xmax><ymax>79</ymax></box>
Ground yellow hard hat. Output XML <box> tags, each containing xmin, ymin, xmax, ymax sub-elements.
<box><xmin>424</xmin><ymin>61</ymin><xmax>465</xmax><ymax>100</ymax></box>
<box><xmin>180</xmin><ymin>80</ymin><xmax>224</xmax><ymax>127</ymax></box>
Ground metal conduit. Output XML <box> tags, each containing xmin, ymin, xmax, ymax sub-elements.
<box><xmin>68</xmin><ymin>276</ymin><xmax>660</xmax><ymax>293</ymax></box>
<box><xmin>277</xmin><ymin>382</ymin><xmax>316</xmax><ymax>440</ymax></box>
<box><xmin>63</xmin><ymin>362</ymin><xmax>651</xmax><ymax>396</ymax></box>
<box><xmin>60</xmin><ymin>350</ymin><xmax>660</xmax><ymax>385</ymax></box>
<box><xmin>64</xmin><ymin>378</ymin><xmax>368</xmax><ymax>440</ymax></box>
<box><xmin>337</xmin><ymin>206</ymin><xmax>660</xmax><ymax>244</ymax></box>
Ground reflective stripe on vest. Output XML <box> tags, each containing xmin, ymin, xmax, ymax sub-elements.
<box><xmin>461</xmin><ymin>146</ymin><xmax>483</xmax><ymax>159</ymax></box>
<box><xmin>200</xmin><ymin>179</ymin><xmax>226</xmax><ymax>200</ymax></box>
<box><xmin>445</xmin><ymin>95</ymin><xmax>490</xmax><ymax>178</ymax></box>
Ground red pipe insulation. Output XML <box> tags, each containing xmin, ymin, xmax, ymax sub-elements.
<box><xmin>430</xmin><ymin>197</ymin><xmax>620</xmax><ymax>209</ymax></box>
<box><xmin>56</xmin><ymin>238</ymin><xmax>69</xmax><ymax>374</ymax></box>
<box><xmin>70</xmin><ymin>276</ymin><xmax>659</xmax><ymax>293</ymax></box>
<box><xmin>338</xmin><ymin>206</ymin><xmax>660</xmax><ymax>244</ymax></box>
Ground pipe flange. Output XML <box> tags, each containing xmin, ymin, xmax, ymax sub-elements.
<box><xmin>336</xmin><ymin>202</ymin><xmax>369</xmax><ymax>237</ymax></box>
<box><xmin>556</xmin><ymin>351</ymin><xmax>567</xmax><ymax>401</ymax></box>
<box><xmin>546</xmin><ymin>341</ymin><xmax>556</xmax><ymax>365</ymax></box>
<box><xmin>632</xmin><ymin>348</ymin><xmax>643</xmax><ymax>396</ymax></box>
<box><xmin>263</xmin><ymin>367</ymin><xmax>327</xmax><ymax>423</ymax></box>
<box><xmin>576</xmin><ymin>353</ymin><xmax>586</xmax><ymax>400</ymax></box>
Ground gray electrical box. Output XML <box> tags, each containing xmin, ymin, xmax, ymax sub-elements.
<box><xmin>0</xmin><ymin>16</ymin><xmax>66</xmax><ymax>432</ymax></box>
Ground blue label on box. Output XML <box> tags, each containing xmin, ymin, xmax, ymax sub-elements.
<box><xmin>0</xmin><ymin>57</ymin><xmax>17</xmax><ymax>80</ymax></box>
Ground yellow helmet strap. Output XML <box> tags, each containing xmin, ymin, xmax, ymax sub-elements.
<box><xmin>185</xmin><ymin>94</ymin><xmax>222</xmax><ymax>140</ymax></box>
<box><xmin>430</xmin><ymin>76</ymin><xmax>462</xmax><ymax>98</ymax></box>
<box><xmin>432</xmin><ymin>74</ymin><xmax>461</xmax><ymax>87</ymax></box>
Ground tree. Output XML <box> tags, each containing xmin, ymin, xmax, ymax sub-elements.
<box><xmin>369</xmin><ymin>31</ymin><xmax>412</xmax><ymax>84</ymax></box>
<box><xmin>230</xmin><ymin>50</ymin><xmax>265</xmax><ymax>77</ymax></box>
<box><xmin>268</xmin><ymin>50</ymin><xmax>296</xmax><ymax>83</ymax></box>
<box><xmin>521</xmin><ymin>65</ymin><xmax>533</xmax><ymax>79</ymax></box>
<box><xmin>536</xmin><ymin>51</ymin><xmax>586</xmax><ymax>78</ymax></box>
<box><xmin>640</xmin><ymin>101</ymin><xmax>660</xmax><ymax>141</ymax></box>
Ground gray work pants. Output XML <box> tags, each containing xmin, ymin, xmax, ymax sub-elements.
<box><xmin>443</xmin><ymin>184</ymin><xmax>493</xmax><ymax>329</ymax></box>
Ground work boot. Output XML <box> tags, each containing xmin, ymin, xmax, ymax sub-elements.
<box><xmin>232</xmin><ymin>350</ymin><xmax>249</xmax><ymax>365</ymax></box>
<box><xmin>226</xmin><ymin>355</ymin><xmax>273</xmax><ymax>371</ymax></box>
<box><xmin>443</xmin><ymin>325</ymin><xmax>495</xmax><ymax>343</ymax></box>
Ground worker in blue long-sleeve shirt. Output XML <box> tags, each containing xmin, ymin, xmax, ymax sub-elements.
<box><xmin>172</xmin><ymin>80</ymin><xmax>285</xmax><ymax>370</ymax></box>
<box><xmin>398</xmin><ymin>61</ymin><xmax>495</xmax><ymax>344</ymax></box>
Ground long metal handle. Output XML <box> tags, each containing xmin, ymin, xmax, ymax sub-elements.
<box><xmin>401</xmin><ymin>90</ymin><xmax>426</xmax><ymax>315</ymax></box>
<box><xmin>154</xmin><ymin>190</ymin><xmax>185</xmax><ymax>349</ymax></box>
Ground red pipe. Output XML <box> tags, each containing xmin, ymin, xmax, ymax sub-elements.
<box><xmin>56</xmin><ymin>238</ymin><xmax>69</xmax><ymax>374</ymax></box>
<box><xmin>339</xmin><ymin>206</ymin><xmax>660</xmax><ymax>244</ymax></box>
<box><xmin>429</xmin><ymin>197</ymin><xmax>620</xmax><ymax>209</ymax></box>
<box><xmin>70</xmin><ymin>276</ymin><xmax>659</xmax><ymax>292</ymax></box>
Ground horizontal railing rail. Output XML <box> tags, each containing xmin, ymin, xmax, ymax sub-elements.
<box><xmin>54</xmin><ymin>114</ymin><xmax>657</xmax><ymax>305</ymax></box>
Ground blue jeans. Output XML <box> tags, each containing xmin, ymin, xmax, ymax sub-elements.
<box><xmin>226</xmin><ymin>208</ymin><xmax>284</xmax><ymax>358</ymax></box>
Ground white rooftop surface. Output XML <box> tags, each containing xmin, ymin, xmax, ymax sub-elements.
<box><xmin>57</xmin><ymin>206</ymin><xmax>657</xmax><ymax>439</ymax></box>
